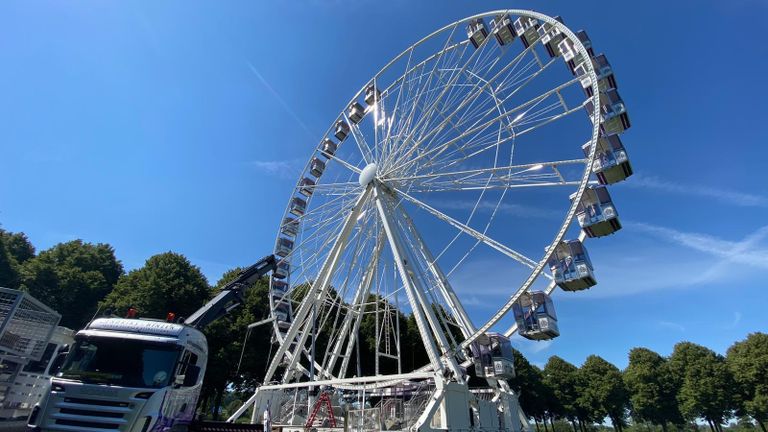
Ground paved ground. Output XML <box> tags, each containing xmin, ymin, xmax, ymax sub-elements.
<box><xmin>0</xmin><ymin>421</ymin><xmax>26</xmax><ymax>431</ymax></box>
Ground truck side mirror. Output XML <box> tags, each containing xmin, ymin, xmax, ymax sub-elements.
<box><xmin>182</xmin><ymin>365</ymin><xmax>200</xmax><ymax>387</ymax></box>
<box><xmin>49</xmin><ymin>346</ymin><xmax>70</xmax><ymax>375</ymax></box>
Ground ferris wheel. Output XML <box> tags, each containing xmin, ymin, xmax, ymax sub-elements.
<box><xmin>262</xmin><ymin>9</ymin><xmax>632</xmax><ymax>391</ymax></box>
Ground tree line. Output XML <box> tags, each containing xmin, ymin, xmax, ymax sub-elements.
<box><xmin>509</xmin><ymin>335</ymin><xmax>768</xmax><ymax>432</ymax></box>
<box><xmin>1</xmin><ymin>227</ymin><xmax>766</xmax><ymax>430</ymax></box>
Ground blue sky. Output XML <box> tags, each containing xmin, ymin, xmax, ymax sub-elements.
<box><xmin>1</xmin><ymin>1</ymin><xmax>766</xmax><ymax>370</ymax></box>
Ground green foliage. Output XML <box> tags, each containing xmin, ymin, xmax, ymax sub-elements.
<box><xmin>669</xmin><ymin>342</ymin><xmax>735</xmax><ymax>431</ymax></box>
<box><xmin>0</xmin><ymin>233</ymin><xmax>19</xmax><ymax>288</ymax></box>
<box><xmin>624</xmin><ymin>347</ymin><xmax>683</xmax><ymax>431</ymax></box>
<box><xmin>1</xmin><ymin>230</ymin><xmax>35</xmax><ymax>264</ymax></box>
<box><xmin>543</xmin><ymin>356</ymin><xmax>581</xmax><ymax>422</ymax></box>
<box><xmin>509</xmin><ymin>348</ymin><xmax>549</xmax><ymax>422</ymax></box>
<box><xmin>579</xmin><ymin>355</ymin><xmax>630</xmax><ymax>432</ymax></box>
<box><xmin>20</xmin><ymin>240</ymin><xmax>123</xmax><ymax>328</ymax></box>
<box><xmin>0</xmin><ymin>228</ymin><xmax>35</xmax><ymax>289</ymax></box>
<box><xmin>101</xmin><ymin>252</ymin><xmax>208</xmax><ymax>319</ymax></box>
<box><xmin>727</xmin><ymin>333</ymin><xmax>768</xmax><ymax>430</ymax></box>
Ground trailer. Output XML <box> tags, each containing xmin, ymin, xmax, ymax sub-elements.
<box><xmin>0</xmin><ymin>288</ymin><xmax>72</xmax><ymax>422</ymax></box>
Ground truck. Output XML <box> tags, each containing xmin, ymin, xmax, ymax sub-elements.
<box><xmin>27</xmin><ymin>255</ymin><xmax>277</xmax><ymax>432</ymax></box>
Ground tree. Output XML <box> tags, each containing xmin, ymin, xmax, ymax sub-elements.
<box><xmin>579</xmin><ymin>355</ymin><xmax>629</xmax><ymax>432</ymax></box>
<box><xmin>0</xmin><ymin>233</ymin><xmax>19</xmax><ymax>288</ymax></box>
<box><xmin>727</xmin><ymin>333</ymin><xmax>768</xmax><ymax>432</ymax></box>
<box><xmin>543</xmin><ymin>356</ymin><xmax>581</xmax><ymax>432</ymax></box>
<box><xmin>624</xmin><ymin>347</ymin><xmax>683</xmax><ymax>432</ymax></box>
<box><xmin>509</xmin><ymin>349</ymin><xmax>550</xmax><ymax>430</ymax></box>
<box><xmin>20</xmin><ymin>240</ymin><xmax>123</xmax><ymax>328</ymax></box>
<box><xmin>0</xmin><ymin>230</ymin><xmax>35</xmax><ymax>264</ymax></box>
<box><xmin>0</xmin><ymin>228</ymin><xmax>35</xmax><ymax>289</ymax></box>
<box><xmin>101</xmin><ymin>252</ymin><xmax>208</xmax><ymax>320</ymax></box>
<box><xmin>669</xmin><ymin>342</ymin><xmax>735</xmax><ymax>432</ymax></box>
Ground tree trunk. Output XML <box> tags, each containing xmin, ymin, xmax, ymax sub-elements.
<box><xmin>212</xmin><ymin>387</ymin><xmax>224</xmax><ymax>420</ymax></box>
<box><xmin>756</xmin><ymin>418</ymin><xmax>767</xmax><ymax>432</ymax></box>
<box><xmin>535</xmin><ymin>417</ymin><xmax>541</xmax><ymax>432</ymax></box>
<box><xmin>706</xmin><ymin>419</ymin><xmax>714</xmax><ymax>432</ymax></box>
<box><xmin>550</xmin><ymin>415</ymin><xmax>556</xmax><ymax>431</ymax></box>
<box><xmin>661</xmin><ymin>421</ymin><xmax>668</xmax><ymax>432</ymax></box>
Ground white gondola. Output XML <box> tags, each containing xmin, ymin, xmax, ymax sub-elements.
<box><xmin>582</xmin><ymin>135</ymin><xmax>633</xmax><ymax>185</ymax></box>
<box><xmin>273</xmin><ymin>262</ymin><xmax>290</xmax><ymax>280</ymax></box>
<box><xmin>276</xmin><ymin>237</ymin><xmax>294</xmax><ymax>257</ymax></box>
<box><xmin>469</xmin><ymin>333</ymin><xmax>515</xmax><ymax>379</ymax></box>
<box><xmin>558</xmin><ymin>30</ymin><xmax>595</xmax><ymax>74</ymax></box>
<box><xmin>548</xmin><ymin>239</ymin><xmax>596</xmax><ymax>291</ymax></box>
<box><xmin>299</xmin><ymin>177</ymin><xmax>315</xmax><ymax>197</ymax></box>
<box><xmin>513</xmin><ymin>291</ymin><xmax>559</xmax><ymax>341</ymax></box>
<box><xmin>334</xmin><ymin>120</ymin><xmax>350</xmax><ymax>141</ymax></box>
<box><xmin>466</xmin><ymin>18</ymin><xmax>489</xmax><ymax>49</ymax></box>
<box><xmin>320</xmin><ymin>138</ymin><xmax>337</xmax><ymax>158</ymax></box>
<box><xmin>281</xmin><ymin>217</ymin><xmax>298</xmax><ymax>237</ymax></box>
<box><xmin>272</xmin><ymin>279</ymin><xmax>289</xmax><ymax>295</ymax></box>
<box><xmin>571</xmin><ymin>185</ymin><xmax>622</xmax><ymax>237</ymax></box>
<box><xmin>274</xmin><ymin>302</ymin><xmax>291</xmax><ymax>323</ymax></box>
<box><xmin>575</xmin><ymin>54</ymin><xmax>617</xmax><ymax>97</ymax></box>
<box><xmin>290</xmin><ymin>197</ymin><xmax>307</xmax><ymax>216</ymax></box>
<box><xmin>491</xmin><ymin>13</ymin><xmax>517</xmax><ymax>46</ymax></box>
<box><xmin>348</xmin><ymin>102</ymin><xmax>365</xmax><ymax>124</ymax></box>
<box><xmin>364</xmin><ymin>84</ymin><xmax>381</xmax><ymax>106</ymax></box>
<box><xmin>310</xmin><ymin>157</ymin><xmax>325</xmax><ymax>178</ymax></box>
<box><xmin>513</xmin><ymin>16</ymin><xmax>540</xmax><ymax>48</ymax></box>
<box><xmin>538</xmin><ymin>16</ymin><xmax>565</xmax><ymax>57</ymax></box>
<box><xmin>585</xmin><ymin>88</ymin><xmax>631</xmax><ymax>136</ymax></box>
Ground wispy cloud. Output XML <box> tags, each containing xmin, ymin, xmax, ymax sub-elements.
<box><xmin>564</xmin><ymin>222</ymin><xmax>768</xmax><ymax>299</ymax></box>
<box><xmin>727</xmin><ymin>312</ymin><xmax>742</xmax><ymax>329</ymax></box>
<box><xmin>657</xmin><ymin>321</ymin><xmax>686</xmax><ymax>332</ymax></box>
<box><xmin>625</xmin><ymin>174</ymin><xmax>768</xmax><ymax>208</ymax></box>
<box><xmin>248</xmin><ymin>159</ymin><xmax>303</xmax><ymax>179</ymax></box>
<box><xmin>630</xmin><ymin>222</ymin><xmax>768</xmax><ymax>270</ymax></box>
<box><xmin>246</xmin><ymin>61</ymin><xmax>315</xmax><ymax>139</ymax></box>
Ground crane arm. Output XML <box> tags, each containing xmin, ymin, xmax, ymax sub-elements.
<box><xmin>184</xmin><ymin>254</ymin><xmax>277</xmax><ymax>329</ymax></box>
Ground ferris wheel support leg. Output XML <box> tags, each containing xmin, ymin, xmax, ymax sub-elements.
<box><xmin>324</xmin><ymin>234</ymin><xmax>384</xmax><ymax>378</ymax></box>
<box><xmin>374</xmin><ymin>185</ymin><xmax>463</xmax><ymax>379</ymax></box>
<box><xmin>263</xmin><ymin>186</ymin><xmax>374</xmax><ymax>384</ymax></box>
<box><xmin>395</xmin><ymin>201</ymin><xmax>477</xmax><ymax>338</ymax></box>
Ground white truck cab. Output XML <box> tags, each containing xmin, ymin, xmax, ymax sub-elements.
<box><xmin>28</xmin><ymin>317</ymin><xmax>208</xmax><ymax>432</ymax></box>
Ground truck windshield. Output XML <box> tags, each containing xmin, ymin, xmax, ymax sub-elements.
<box><xmin>58</xmin><ymin>336</ymin><xmax>181</xmax><ymax>388</ymax></box>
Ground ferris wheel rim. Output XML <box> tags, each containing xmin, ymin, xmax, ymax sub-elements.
<box><xmin>266</xmin><ymin>8</ymin><xmax>603</xmax><ymax>389</ymax></box>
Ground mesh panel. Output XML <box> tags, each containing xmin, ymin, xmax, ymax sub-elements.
<box><xmin>0</xmin><ymin>288</ymin><xmax>61</xmax><ymax>361</ymax></box>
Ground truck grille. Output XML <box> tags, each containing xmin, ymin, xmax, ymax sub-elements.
<box><xmin>50</xmin><ymin>396</ymin><xmax>133</xmax><ymax>431</ymax></box>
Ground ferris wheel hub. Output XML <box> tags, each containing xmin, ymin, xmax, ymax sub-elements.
<box><xmin>358</xmin><ymin>162</ymin><xmax>378</xmax><ymax>186</ymax></box>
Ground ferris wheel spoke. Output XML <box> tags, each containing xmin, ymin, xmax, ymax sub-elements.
<box><xmin>319</xmin><ymin>221</ymin><xmax>377</xmax><ymax>375</ymax></box>
<box><xmin>392</xmin><ymin>199</ymin><xmax>476</xmax><ymax>337</ymax></box>
<box><xmin>265</xmin><ymin>187</ymin><xmax>373</xmax><ymax>384</ymax></box>
<box><xmin>388</xmin><ymin>31</ymin><xmax>494</xmax><ymax>172</ymax></box>
<box><xmin>396</xmin><ymin>53</ymin><xmax>559</xmax><ymax>175</ymax></box>
<box><xmin>386</xmin><ymin>159</ymin><xmax>586</xmax><ymax>184</ymax></box>
<box><xmin>328</xmin><ymin>153</ymin><xmax>365</xmax><ymax>175</ymax></box>
<box><xmin>343</xmin><ymin>114</ymin><xmax>375</xmax><ymax>166</ymax></box>
<box><xmin>385</xmin><ymin>25</ymin><xmax>463</xmax><ymax>163</ymax></box>
<box><xmin>388</xmin><ymin>74</ymin><xmax>581</xmax><ymax>177</ymax></box>
<box><xmin>384</xmin><ymin>40</ymin><xmax>551</xmax><ymax>176</ymax></box>
<box><xmin>393</xmin><ymin>186</ymin><xmax>542</xmax><ymax>272</ymax></box>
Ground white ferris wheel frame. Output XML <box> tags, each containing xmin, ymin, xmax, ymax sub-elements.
<box><xmin>263</xmin><ymin>9</ymin><xmax>602</xmax><ymax>390</ymax></box>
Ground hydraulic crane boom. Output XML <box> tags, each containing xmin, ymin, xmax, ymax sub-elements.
<box><xmin>185</xmin><ymin>254</ymin><xmax>277</xmax><ymax>329</ymax></box>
